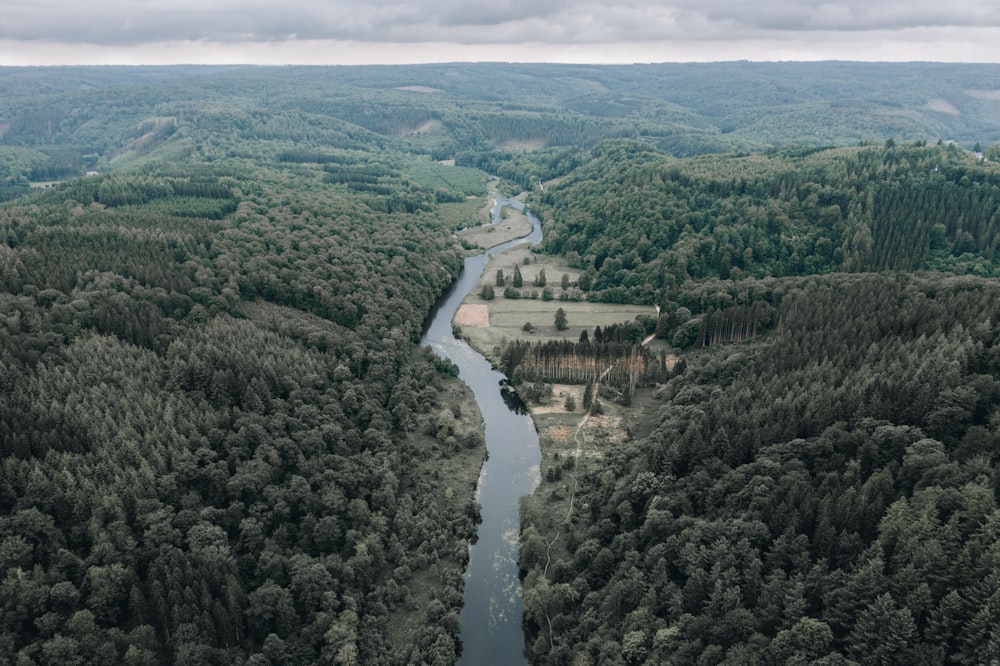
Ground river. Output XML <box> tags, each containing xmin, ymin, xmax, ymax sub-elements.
<box><xmin>421</xmin><ymin>197</ymin><xmax>542</xmax><ymax>665</ymax></box>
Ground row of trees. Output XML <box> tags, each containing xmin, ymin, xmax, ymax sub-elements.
<box><xmin>500</xmin><ymin>334</ymin><xmax>674</xmax><ymax>393</ymax></box>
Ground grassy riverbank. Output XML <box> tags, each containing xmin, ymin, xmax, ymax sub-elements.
<box><xmin>453</xmin><ymin>242</ymin><xmax>655</xmax><ymax>364</ymax></box>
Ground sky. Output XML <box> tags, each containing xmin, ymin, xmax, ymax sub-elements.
<box><xmin>2</xmin><ymin>0</ymin><xmax>1000</xmax><ymax>66</ymax></box>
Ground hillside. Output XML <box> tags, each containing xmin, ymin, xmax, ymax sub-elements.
<box><xmin>0</xmin><ymin>81</ymin><xmax>486</xmax><ymax>664</ymax></box>
<box><xmin>519</xmin><ymin>140</ymin><xmax>1000</xmax><ymax>664</ymax></box>
<box><xmin>2</xmin><ymin>62</ymin><xmax>1000</xmax><ymax>665</ymax></box>
<box><xmin>3</xmin><ymin>62</ymin><xmax>1000</xmax><ymax>199</ymax></box>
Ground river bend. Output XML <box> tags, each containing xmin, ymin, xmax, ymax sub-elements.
<box><xmin>421</xmin><ymin>197</ymin><xmax>542</xmax><ymax>665</ymax></box>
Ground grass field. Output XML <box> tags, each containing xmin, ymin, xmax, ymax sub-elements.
<box><xmin>437</xmin><ymin>198</ymin><xmax>489</xmax><ymax>231</ymax></box>
<box><xmin>457</xmin><ymin>208</ymin><xmax>533</xmax><ymax>249</ymax></box>
<box><xmin>457</xmin><ymin>243</ymin><xmax>657</xmax><ymax>360</ymax></box>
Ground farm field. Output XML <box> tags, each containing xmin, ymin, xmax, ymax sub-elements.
<box><xmin>455</xmin><ymin>243</ymin><xmax>656</xmax><ymax>361</ymax></box>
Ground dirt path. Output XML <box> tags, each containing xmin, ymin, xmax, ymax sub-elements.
<box><xmin>537</xmin><ymin>306</ymin><xmax>667</xmax><ymax>649</ymax></box>
<box><xmin>542</xmin><ymin>324</ymin><xmax>657</xmax><ymax>573</ymax></box>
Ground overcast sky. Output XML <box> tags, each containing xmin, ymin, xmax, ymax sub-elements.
<box><xmin>2</xmin><ymin>0</ymin><xmax>999</xmax><ymax>65</ymax></box>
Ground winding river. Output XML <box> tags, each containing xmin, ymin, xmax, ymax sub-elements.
<box><xmin>421</xmin><ymin>197</ymin><xmax>542</xmax><ymax>665</ymax></box>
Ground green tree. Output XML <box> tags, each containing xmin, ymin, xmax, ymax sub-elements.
<box><xmin>848</xmin><ymin>593</ymin><xmax>917</xmax><ymax>665</ymax></box>
<box><xmin>513</xmin><ymin>265</ymin><xmax>523</xmax><ymax>288</ymax></box>
<box><xmin>769</xmin><ymin>617</ymin><xmax>835</xmax><ymax>664</ymax></box>
<box><xmin>554</xmin><ymin>307</ymin><xmax>568</xmax><ymax>331</ymax></box>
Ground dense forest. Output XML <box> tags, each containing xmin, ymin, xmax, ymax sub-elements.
<box><xmin>3</xmin><ymin>62</ymin><xmax>1000</xmax><ymax>665</ymax></box>
<box><xmin>521</xmin><ymin>272</ymin><xmax>1000</xmax><ymax>664</ymax></box>
<box><xmin>520</xmin><ymin>141</ymin><xmax>1000</xmax><ymax>662</ymax></box>
<box><xmin>534</xmin><ymin>141</ymin><xmax>1000</xmax><ymax>305</ymax></box>
<box><xmin>0</xmin><ymin>72</ymin><xmax>494</xmax><ymax>664</ymax></box>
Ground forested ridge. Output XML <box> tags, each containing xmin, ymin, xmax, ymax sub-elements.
<box><xmin>521</xmin><ymin>272</ymin><xmax>1000</xmax><ymax>664</ymax></box>
<box><xmin>535</xmin><ymin>141</ymin><xmax>1000</xmax><ymax>305</ymax></box>
<box><xmin>0</xmin><ymin>77</ymin><xmax>491</xmax><ymax>664</ymax></box>
<box><xmin>520</xmin><ymin>142</ymin><xmax>1000</xmax><ymax>663</ymax></box>
<box><xmin>4</xmin><ymin>62</ymin><xmax>1000</xmax><ymax>197</ymax></box>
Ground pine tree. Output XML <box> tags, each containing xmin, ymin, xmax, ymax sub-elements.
<box><xmin>847</xmin><ymin>593</ymin><xmax>916</xmax><ymax>665</ymax></box>
<box><xmin>513</xmin><ymin>265</ymin><xmax>523</xmax><ymax>288</ymax></box>
<box><xmin>496</xmin><ymin>269</ymin><xmax>505</xmax><ymax>287</ymax></box>
<box><xmin>554</xmin><ymin>308</ymin><xmax>568</xmax><ymax>331</ymax></box>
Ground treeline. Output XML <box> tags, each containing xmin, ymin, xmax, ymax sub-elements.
<box><xmin>0</xmin><ymin>121</ymin><xmax>485</xmax><ymax>665</ymax></box>
<box><xmin>454</xmin><ymin>147</ymin><xmax>585</xmax><ymax>192</ymax></box>
<box><xmin>521</xmin><ymin>272</ymin><xmax>1000</xmax><ymax>664</ymax></box>
<box><xmin>534</xmin><ymin>141</ymin><xmax>1000</xmax><ymax>304</ymax></box>
<box><xmin>500</xmin><ymin>339</ymin><xmax>675</xmax><ymax>390</ymax></box>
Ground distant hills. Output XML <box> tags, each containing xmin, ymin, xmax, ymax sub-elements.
<box><xmin>1</xmin><ymin>62</ymin><xmax>999</xmax><ymax>188</ymax></box>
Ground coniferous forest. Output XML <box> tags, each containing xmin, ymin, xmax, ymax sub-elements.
<box><xmin>520</xmin><ymin>136</ymin><xmax>1000</xmax><ymax>663</ymax></box>
<box><xmin>2</xmin><ymin>62</ymin><xmax>1000</xmax><ymax>664</ymax></box>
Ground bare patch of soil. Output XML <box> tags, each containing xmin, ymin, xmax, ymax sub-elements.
<box><xmin>500</xmin><ymin>138</ymin><xmax>546</xmax><ymax>152</ymax></box>
<box><xmin>404</xmin><ymin>119</ymin><xmax>442</xmax><ymax>136</ymax></box>
<box><xmin>966</xmin><ymin>90</ymin><xmax>1000</xmax><ymax>100</ymax></box>
<box><xmin>455</xmin><ymin>303</ymin><xmax>489</xmax><ymax>327</ymax></box>
<box><xmin>548</xmin><ymin>425</ymin><xmax>572</xmax><ymax>444</ymax></box>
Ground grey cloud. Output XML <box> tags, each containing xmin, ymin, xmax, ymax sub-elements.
<box><xmin>2</xmin><ymin>0</ymin><xmax>1000</xmax><ymax>46</ymax></box>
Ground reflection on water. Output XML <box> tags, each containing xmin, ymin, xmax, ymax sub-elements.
<box><xmin>499</xmin><ymin>379</ymin><xmax>529</xmax><ymax>415</ymax></box>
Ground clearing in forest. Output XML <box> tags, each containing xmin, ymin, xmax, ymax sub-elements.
<box><xmin>456</xmin><ymin>243</ymin><xmax>656</xmax><ymax>363</ymax></box>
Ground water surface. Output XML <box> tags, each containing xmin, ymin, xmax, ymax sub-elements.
<box><xmin>421</xmin><ymin>198</ymin><xmax>542</xmax><ymax>665</ymax></box>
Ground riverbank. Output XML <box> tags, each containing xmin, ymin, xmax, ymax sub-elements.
<box><xmin>455</xmin><ymin>187</ymin><xmax>533</xmax><ymax>251</ymax></box>
<box><xmin>421</xmin><ymin>197</ymin><xmax>543</xmax><ymax>666</ymax></box>
<box><xmin>386</xmin><ymin>373</ymin><xmax>487</xmax><ymax>654</ymax></box>
<box><xmin>456</xmin><ymin>207</ymin><xmax>534</xmax><ymax>250</ymax></box>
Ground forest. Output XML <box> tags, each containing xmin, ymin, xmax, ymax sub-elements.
<box><xmin>520</xmin><ymin>141</ymin><xmax>1000</xmax><ymax>663</ymax></box>
<box><xmin>2</xmin><ymin>61</ymin><xmax>1000</xmax><ymax>664</ymax></box>
<box><xmin>520</xmin><ymin>271</ymin><xmax>1000</xmax><ymax>665</ymax></box>
<box><xmin>0</xmin><ymin>70</ymin><xmax>494</xmax><ymax>664</ymax></box>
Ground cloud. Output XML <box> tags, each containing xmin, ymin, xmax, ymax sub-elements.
<box><xmin>2</xmin><ymin>0</ymin><xmax>1000</xmax><ymax>65</ymax></box>
<box><xmin>4</xmin><ymin>0</ymin><xmax>1000</xmax><ymax>47</ymax></box>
